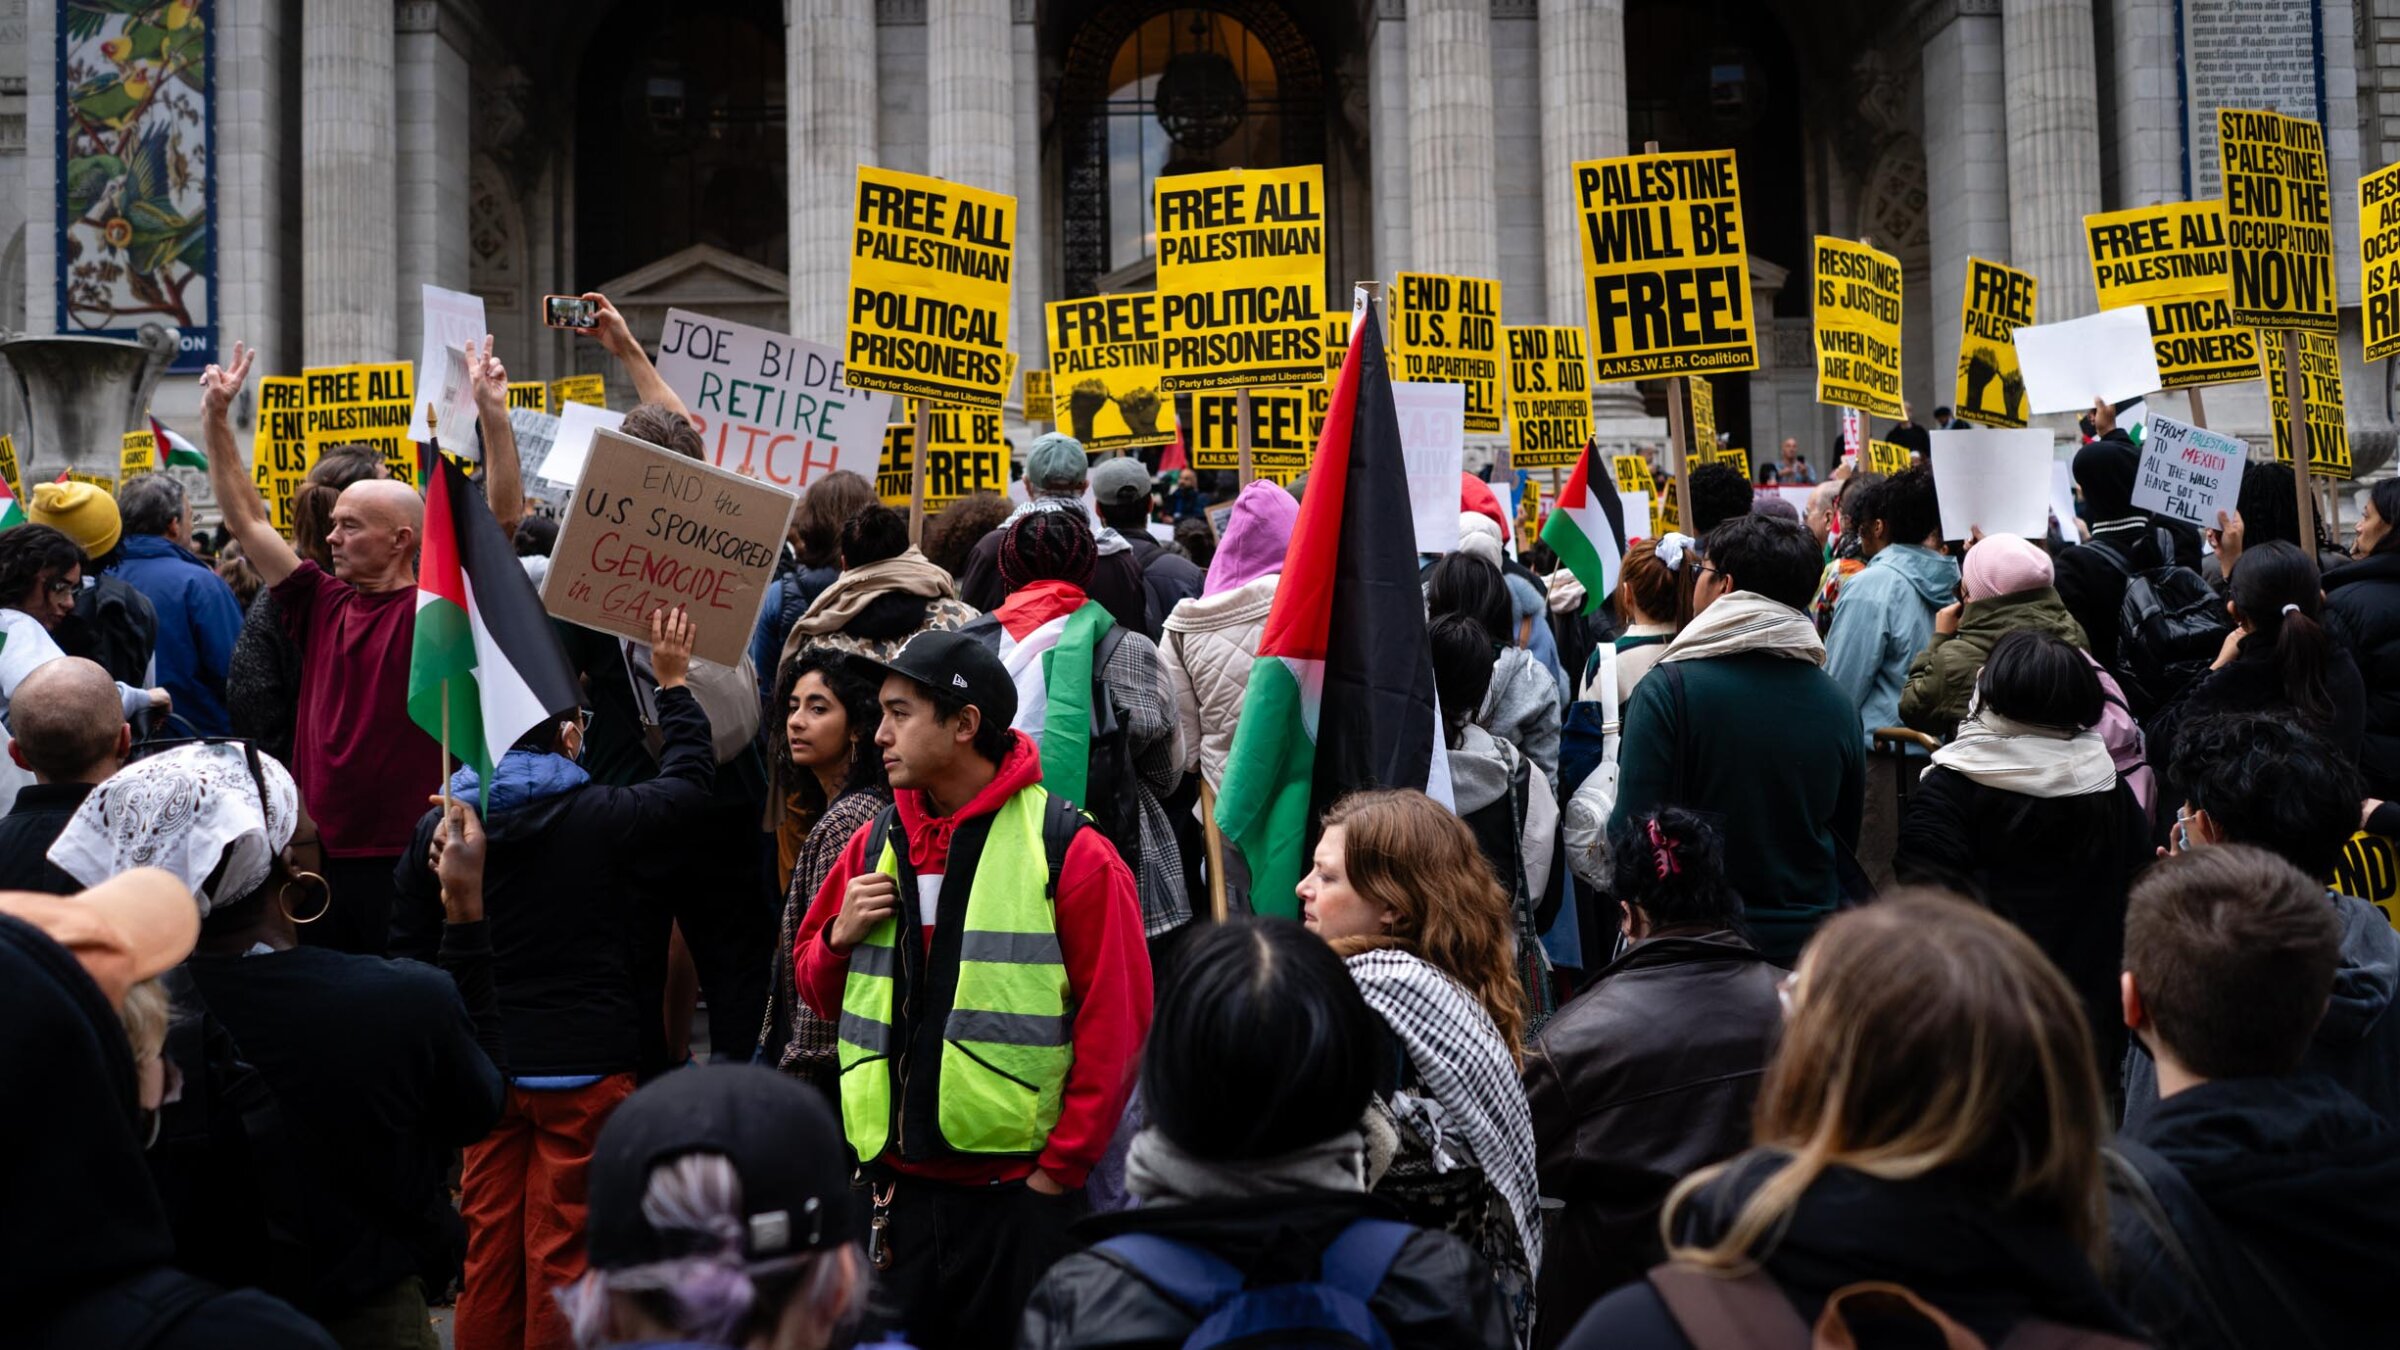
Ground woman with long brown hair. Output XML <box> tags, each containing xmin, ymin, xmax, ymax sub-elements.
<box><xmin>1559</xmin><ymin>890</ymin><xmax>2140</xmax><ymax>1349</ymax></box>
<box><xmin>1300</xmin><ymin>788</ymin><xmax>1540</xmax><ymax>1344</ymax></box>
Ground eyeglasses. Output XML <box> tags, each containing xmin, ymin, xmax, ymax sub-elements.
<box><xmin>42</xmin><ymin>578</ymin><xmax>75</xmax><ymax>597</ymax></box>
<box><xmin>1692</xmin><ymin>564</ymin><xmax>1725</xmax><ymax>582</ymax></box>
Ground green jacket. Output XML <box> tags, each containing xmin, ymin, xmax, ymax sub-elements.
<box><xmin>1898</xmin><ymin>587</ymin><xmax>2090</xmax><ymax>740</ymax></box>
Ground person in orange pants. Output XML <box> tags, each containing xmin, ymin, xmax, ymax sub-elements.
<box><xmin>455</xmin><ymin>1075</ymin><xmax>635</xmax><ymax>1350</ymax></box>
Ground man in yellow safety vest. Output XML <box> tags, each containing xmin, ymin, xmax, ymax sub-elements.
<box><xmin>794</xmin><ymin>630</ymin><xmax>1152</xmax><ymax>1349</ymax></box>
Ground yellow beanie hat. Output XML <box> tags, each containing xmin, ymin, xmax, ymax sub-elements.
<box><xmin>28</xmin><ymin>481</ymin><xmax>123</xmax><ymax>559</ymax></box>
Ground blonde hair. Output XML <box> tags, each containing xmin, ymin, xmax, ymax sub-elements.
<box><xmin>1319</xmin><ymin>789</ymin><xmax>1526</xmax><ymax>1061</ymax></box>
<box><xmin>1663</xmin><ymin>890</ymin><xmax>2108</xmax><ymax>1269</ymax></box>
<box><xmin>121</xmin><ymin>978</ymin><xmax>169</xmax><ymax>1078</ymax></box>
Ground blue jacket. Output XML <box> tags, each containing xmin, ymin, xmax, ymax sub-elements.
<box><xmin>1823</xmin><ymin>543</ymin><xmax>1958</xmax><ymax>746</ymax></box>
<box><xmin>110</xmin><ymin>533</ymin><xmax>243</xmax><ymax>735</ymax></box>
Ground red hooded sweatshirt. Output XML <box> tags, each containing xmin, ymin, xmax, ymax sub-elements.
<box><xmin>795</xmin><ymin>730</ymin><xmax>1151</xmax><ymax>1188</ymax></box>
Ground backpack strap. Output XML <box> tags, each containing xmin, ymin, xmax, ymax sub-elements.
<box><xmin>1317</xmin><ymin>1218</ymin><xmax>1413</xmax><ymax>1300</ymax></box>
<box><xmin>1090</xmin><ymin>1233</ymin><xmax>1246</xmax><ymax>1320</ymax></box>
<box><xmin>1646</xmin><ymin>1263</ymin><xmax>1811</xmax><ymax>1350</ymax></box>
<box><xmin>1040</xmin><ymin>792</ymin><xmax>1087</xmax><ymax>901</ymax></box>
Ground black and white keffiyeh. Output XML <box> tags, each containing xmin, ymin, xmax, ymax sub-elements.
<box><xmin>1345</xmin><ymin>948</ymin><xmax>1543</xmax><ymax>1273</ymax></box>
<box><xmin>49</xmin><ymin>743</ymin><xmax>299</xmax><ymax>916</ymax></box>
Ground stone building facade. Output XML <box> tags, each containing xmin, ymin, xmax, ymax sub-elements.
<box><xmin>0</xmin><ymin>0</ymin><xmax>2387</xmax><ymax>473</ymax></box>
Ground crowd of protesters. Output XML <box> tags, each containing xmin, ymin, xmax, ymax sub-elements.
<box><xmin>5</xmin><ymin>299</ymin><xmax>2400</xmax><ymax>1350</ymax></box>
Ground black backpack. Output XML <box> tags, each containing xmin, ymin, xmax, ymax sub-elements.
<box><xmin>958</xmin><ymin>615</ymin><xmax>1144</xmax><ymax>878</ymax></box>
<box><xmin>2086</xmin><ymin>531</ymin><xmax>2231</xmax><ymax>719</ymax></box>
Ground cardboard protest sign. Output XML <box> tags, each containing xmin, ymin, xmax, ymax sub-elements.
<box><xmin>2363</xmin><ymin>161</ymin><xmax>2400</xmax><ymax>362</ymax></box>
<box><xmin>1503</xmin><ymin>326</ymin><xmax>1591</xmax><ymax>469</ymax></box>
<box><xmin>1392</xmin><ymin>383</ymin><xmax>1466</xmax><ymax>554</ymax></box>
<box><xmin>1687</xmin><ymin>375</ymin><xmax>1717</xmax><ymax>458</ymax></box>
<box><xmin>1928</xmin><ymin>428</ymin><xmax>2052</xmax><ymax>541</ymax></box>
<box><xmin>2219</xmin><ymin>109</ymin><xmax>2337</xmax><ymax>334</ymax></box>
<box><xmin>1151</xmin><ymin>166</ymin><xmax>1327</xmax><ymax>392</ymax></box>
<box><xmin>655</xmin><ymin>308</ymin><xmax>891</xmax><ymax>490</ymax></box>
<box><xmin>1391</xmin><ymin>273</ymin><xmax>1503</xmax><ymax>433</ymax></box>
<box><xmin>303</xmin><ymin>362</ymin><xmax>417</xmax><ymax>486</ymax></box>
<box><xmin>1812</xmin><ymin>237</ymin><xmax>1905</xmax><ymax>419</ymax></box>
<box><xmin>2264</xmin><ymin>329</ymin><xmax>2350</xmax><ymax>477</ymax></box>
<box><xmin>1189</xmin><ymin>391</ymin><xmax>1312</xmax><ymax>484</ymax></box>
<box><xmin>1955</xmin><ymin>258</ymin><xmax>2036</xmax><ymax>428</ymax></box>
<box><xmin>506</xmin><ymin>382</ymin><xmax>548</xmax><ymax>413</ymax></box>
<box><xmin>551</xmin><ymin>374</ymin><xmax>607</xmax><ymax>410</ymax></box>
<box><xmin>117</xmin><ymin>432</ymin><xmax>154</xmax><ymax>484</ymax></box>
<box><xmin>408</xmin><ymin>285</ymin><xmax>486</xmax><ymax>443</ymax></box>
<box><xmin>1022</xmin><ymin>370</ymin><xmax>1053</xmax><ymax>423</ymax></box>
<box><xmin>251</xmin><ymin>376</ymin><xmax>309</xmax><ymax>533</ymax></box>
<box><xmin>2013</xmin><ymin>307</ymin><xmax>2162</xmax><ymax>414</ymax></box>
<box><xmin>509</xmin><ymin>409</ymin><xmax>571</xmax><ymax>509</ymax></box>
<box><xmin>1865</xmin><ymin>439</ymin><xmax>1911</xmax><ymax>476</ymax></box>
<box><xmin>542</xmin><ymin>428</ymin><xmax>797</xmax><ymax>666</ymax></box>
<box><xmin>2133</xmin><ymin>411</ymin><xmax>2247</xmax><ymax>528</ymax></box>
<box><xmin>1573</xmin><ymin>149</ymin><xmax>1757</xmax><ymax>380</ymax></box>
<box><xmin>845</xmin><ymin>165</ymin><xmax>1015</xmax><ymax>408</ymax></box>
<box><xmin>1045</xmin><ymin>294</ymin><xmax>1177</xmax><ymax>451</ymax></box>
<box><xmin>875</xmin><ymin>405</ymin><xmax>1010</xmax><ymax>512</ymax></box>
<box><xmin>2082</xmin><ymin>202</ymin><xmax>2256</xmax><ymax>389</ymax></box>
<box><xmin>539</xmin><ymin>400</ymin><xmax>629</xmax><ymax>489</ymax></box>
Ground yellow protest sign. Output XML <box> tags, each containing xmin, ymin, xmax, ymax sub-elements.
<box><xmin>550</xmin><ymin>374</ymin><xmax>607</xmax><ymax>410</ymax></box>
<box><xmin>120</xmin><ymin>432</ymin><xmax>154</xmax><ymax>483</ymax></box>
<box><xmin>1504</xmin><ymin>326</ymin><xmax>1592</xmax><ymax>469</ymax></box>
<box><xmin>2141</xmin><ymin>296</ymin><xmax>2259</xmax><ymax>392</ymax></box>
<box><xmin>303</xmin><ymin>362</ymin><xmax>417</xmax><ymax>487</ymax></box>
<box><xmin>845</xmin><ymin>164</ymin><xmax>1015</xmax><ymax>408</ymax></box>
<box><xmin>2263</xmin><ymin>329</ymin><xmax>2350</xmax><ymax>477</ymax></box>
<box><xmin>505</xmin><ymin>382</ymin><xmax>547</xmax><ymax>413</ymax></box>
<box><xmin>1714</xmin><ymin>445</ymin><xmax>1751</xmax><ymax>479</ymax></box>
<box><xmin>2334</xmin><ymin>831</ymin><xmax>2400</xmax><ymax>932</ymax></box>
<box><xmin>876</xmin><ymin>406</ymin><xmax>1010</xmax><ymax>511</ymax></box>
<box><xmin>1688</xmin><ymin>375</ymin><xmax>1717</xmax><ymax>455</ymax></box>
<box><xmin>253</xmin><ymin>375</ymin><xmax>310</xmax><ymax>533</ymax></box>
<box><xmin>1813</xmin><ymin>237</ymin><xmax>1904</xmax><ymax>420</ymax></box>
<box><xmin>1323</xmin><ymin>309</ymin><xmax>1352</xmax><ymax>379</ymax></box>
<box><xmin>2085</xmin><ymin>202</ymin><xmax>2230</xmax><ymax>308</ymax></box>
<box><xmin>1866</xmin><ymin>439</ymin><xmax>1911</xmax><ymax>476</ymax></box>
<box><xmin>1022</xmin><ymin>370</ymin><xmax>1053</xmax><ymax>423</ymax></box>
<box><xmin>1955</xmin><ymin>258</ymin><xmax>2036</xmax><ymax>429</ymax></box>
<box><xmin>1046</xmin><ymin>295</ymin><xmax>1176</xmax><ymax>452</ymax></box>
<box><xmin>1652</xmin><ymin>473</ymin><xmax>1680</xmax><ymax>537</ymax></box>
<box><xmin>1391</xmin><ymin>273</ymin><xmax>1504</xmax><ymax>433</ymax></box>
<box><xmin>1189</xmin><ymin>391</ymin><xmax>1312</xmax><ymax>484</ymax></box>
<box><xmin>2220</xmin><ymin>109</ymin><xmax>2336</xmax><ymax>334</ymax></box>
<box><xmin>0</xmin><ymin>435</ymin><xmax>18</xmax><ymax>499</ymax></box>
<box><xmin>2363</xmin><ymin>161</ymin><xmax>2400</xmax><ymax>362</ymax></box>
<box><xmin>1612</xmin><ymin>454</ymin><xmax>1653</xmax><ymax>495</ymax></box>
<box><xmin>1516</xmin><ymin>478</ymin><xmax>1545</xmax><ymax>554</ymax></box>
<box><xmin>62</xmin><ymin>468</ymin><xmax>116</xmax><ymax>494</ymax></box>
<box><xmin>1153</xmin><ymin>166</ymin><xmax>1327</xmax><ymax>392</ymax></box>
<box><xmin>1573</xmin><ymin>148</ymin><xmax>1757</xmax><ymax>381</ymax></box>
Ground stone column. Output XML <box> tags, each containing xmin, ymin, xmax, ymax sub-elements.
<box><xmin>1367</xmin><ymin>6</ymin><xmax>1411</xmax><ymax>285</ymax></box>
<box><xmin>1011</xmin><ymin>4</ymin><xmax>1045</xmax><ymax>377</ymax></box>
<box><xmin>927</xmin><ymin>0</ymin><xmax>1013</xmax><ymax>194</ymax></box>
<box><xmin>2106</xmin><ymin>0</ymin><xmax>2179</xmax><ymax>209</ymax></box>
<box><xmin>1406</xmin><ymin>0</ymin><xmax>1499</xmax><ymax>281</ymax></box>
<box><xmin>1923</xmin><ymin>8</ymin><xmax>2011</xmax><ymax>410</ymax></box>
<box><xmin>302</xmin><ymin>0</ymin><xmax>397</xmax><ymax>365</ymax></box>
<box><xmin>396</xmin><ymin>2</ymin><xmax>470</xmax><ymax>360</ymax></box>
<box><xmin>2001</xmin><ymin>0</ymin><xmax>2102</xmax><ymax>320</ymax></box>
<box><xmin>788</xmin><ymin>1</ymin><xmax>876</xmax><ymax>344</ymax></box>
<box><xmin>1537</xmin><ymin>0</ymin><xmax>1638</xmax><ymax>416</ymax></box>
<box><xmin>211</xmin><ymin>0</ymin><xmax>298</xmax><ymax>376</ymax></box>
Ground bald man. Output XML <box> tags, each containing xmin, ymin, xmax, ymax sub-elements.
<box><xmin>200</xmin><ymin>341</ymin><xmax>460</xmax><ymax>954</ymax></box>
<box><xmin>0</xmin><ymin>658</ymin><xmax>130</xmax><ymax>893</ymax></box>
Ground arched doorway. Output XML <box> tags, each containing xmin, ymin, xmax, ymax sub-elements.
<box><xmin>1057</xmin><ymin>2</ymin><xmax>1329</xmax><ymax>298</ymax></box>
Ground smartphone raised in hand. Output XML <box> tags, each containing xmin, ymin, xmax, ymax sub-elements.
<box><xmin>545</xmin><ymin>295</ymin><xmax>598</xmax><ymax>329</ymax></box>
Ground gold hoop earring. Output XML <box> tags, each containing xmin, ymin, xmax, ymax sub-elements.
<box><xmin>279</xmin><ymin>871</ymin><xmax>332</xmax><ymax>925</ymax></box>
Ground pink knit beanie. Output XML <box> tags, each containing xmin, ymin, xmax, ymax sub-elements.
<box><xmin>1961</xmin><ymin>532</ymin><xmax>2052</xmax><ymax>600</ymax></box>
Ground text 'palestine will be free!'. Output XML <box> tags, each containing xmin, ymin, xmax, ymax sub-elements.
<box><xmin>1575</xmin><ymin>149</ymin><xmax>1759</xmax><ymax>382</ymax></box>
<box><xmin>1153</xmin><ymin>166</ymin><xmax>1327</xmax><ymax>392</ymax></box>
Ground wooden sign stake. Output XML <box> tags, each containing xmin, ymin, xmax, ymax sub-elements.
<box><xmin>1236</xmin><ymin>388</ymin><xmax>1255</xmax><ymax>486</ymax></box>
<box><xmin>908</xmin><ymin>398</ymin><xmax>932</xmax><ymax>548</ymax></box>
<box><xmin>2280</xmin><ymin>329</ymin><xmax>2316</xmax><ymax>553</ymax></box>
<box><xmin>2186</xmin><ymin>385</ymin><xmax>2209</xmax><ymax>431</ymax></box>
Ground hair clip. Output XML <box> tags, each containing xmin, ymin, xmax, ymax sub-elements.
<box><xmin>1645</xmin><ymin>817</ymin><xmax>1682</xmax><ymax>879</ymax></box>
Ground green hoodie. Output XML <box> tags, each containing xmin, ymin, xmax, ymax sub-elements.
<box><xmin>1897</xmin><ymin>586</ymin><xmax>2090</xmax><ymax>740</ymax></box>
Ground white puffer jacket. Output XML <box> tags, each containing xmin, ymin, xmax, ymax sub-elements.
<box><xmin>1159</xmin><ymin>573</ymin><xmax>1278</xmax><ymax>790</ymax></box>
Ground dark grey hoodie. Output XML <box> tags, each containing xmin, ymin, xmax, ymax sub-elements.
<box><xmin>2123</xmin><ymin>891</ymin><xmax>2400</xmax><ymax>1130</ymax></box>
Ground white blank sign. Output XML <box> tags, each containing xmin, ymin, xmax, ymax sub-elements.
<box><xmin>1929</xmin><ymin>428</ymin><xmax>2054</xmax><ymax>541</ymax></box>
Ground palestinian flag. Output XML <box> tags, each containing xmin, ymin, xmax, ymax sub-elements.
<box><xmin>0</xmin><ymin>474</ymin><xmax>23</xmax><ymax>532</ymax></box>
<box><xmin>147</xmin><ymin>416</ymin><xmax>207</xmax><ymax>471</ymax></box>
<box><xmin>1215</xmin><ymin>304</ymin><xmax>1446</xmax><ymax>918</ymax></box>
<box><xmin>983</xmin><ymin>580</ymin><xmax>1115</xmax><ymax>808</ymax></box>
<box><xmin>408</xmin><ymin>452</ymin><xmax>581</xmax><ymax>807</ymax></box>
<box><xmin>1540</xmin><ymin>439</ymin><xmax>1628</xmax><ymax>615</ymax></box>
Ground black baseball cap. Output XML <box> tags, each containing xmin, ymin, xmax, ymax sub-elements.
<box><xmin>586</xmin><ymin>1065</ymin><xmax>860</xmax><ymax>1268</ymax></box>
<box><xmin>857</xmin><ymin>629</ymin><xmax>1018</xmax><ymax>730</ymax></box>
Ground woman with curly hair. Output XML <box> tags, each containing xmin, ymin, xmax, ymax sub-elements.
<box><xmin>1300</xmin><ymin>788</ymin><xmax>1541</xmax><ymax>1344</ymax></box>
<box><xmin>0</xmin><ymin>523</ymin><xmax>167</xmax><ymax>727</ymax></box>
<box><xmin>923</xmin><ymin>490</ymin><xmax>1013</xmax><ymax>581</ymax></box>
<box><xmin>756</xmin><ymin>646</ymin><xmax>889</xmax><ymax>1093</ymax></box>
